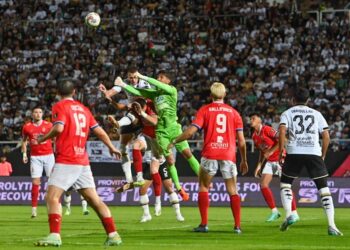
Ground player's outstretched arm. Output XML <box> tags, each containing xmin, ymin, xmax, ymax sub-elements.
<box><xmin>136</xmin><ymin>72</ymin><xmax>176</xmax><ymax>95</ymax></box>
<box><xmin>321</xmin><ymin>130</ymin><xmax>330</xmax><ymax>160</ymax></box>
<box><xmin>237</xmin><ymin>131</ymin><xmax>248</xmax><ymax>175</ymax></box>
<box><xmin>168</xmin><ymin>125</ymin><xmax>198</xmax><ymax>150</ymax></box>
<box><xmin>92</xmin><ymin>126</ymin><xmax>121</xmax><ymax>159</ymax></box>
<box><xmin>37</xmin><ymin>124</ymin><xmax>63</xmax><ymax>144</ymax></box>
<box><xmin>114</xmin><ymin>76</ymin><xmax>157</xmax><ymax>99</ymax></box>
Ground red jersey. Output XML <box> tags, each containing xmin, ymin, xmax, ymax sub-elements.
<box><xmin>22</xmin><ymin>121</ymin><xmax>54</xmax><ymax>156</ymax></box>
<box><xmin>0</xmin><ymin>161</ymin><xmax>12</xmax><ymax>176</ymax></box>
<box><xmin>252</xmin><ymin>125</ymin><xmax>282</xmax><ymax>162</ymax></box>
<box><xmin>52</xmin><ymin>98</ymin><xmax>99</xmax><ymax>165</ymax></box>
<box><xmin>141</xmin><ymin>100</ymin><xmax>156</xmax><ymax>138</ymax></box>
<box><xmin>192</xmin><ymin>101</ymin><xmax>243</xmax><ymax>162</ymax></box>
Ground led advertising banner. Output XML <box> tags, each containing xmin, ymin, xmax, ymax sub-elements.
<box><xmin>0</xmin><ymin>177</ymin><xmax>349</xmax><ymax>207</ymax></box>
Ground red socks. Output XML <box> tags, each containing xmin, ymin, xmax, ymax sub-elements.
<box><xmin>230</xmin><ymin>194</ymin><xmax>241</xmax><ymax>228</ymax></box>
<box><xmin>31</xmin><ymin>184</ymin><xmax>40</xmax><ymax>207</ymax></box>
<box><xmin>48</xmin><ymin>214</ymin><xmax>61</xmax><ymax>233</ymax></box>
<box><xmin>292</xmin><ymin>192</ymin><xmax>297</xmax><ymax>211</ymax></box>
<box><xmin>102</xmin><ymin>217</ymin><xmax>116</xmax><ymax>234</ymax></box>
<box><xmin>152</xmin><ymin>173</ymin><xmax>162</xmax><ymax>196</ymax></box>
<box><xmin>132</xmin><ymin>149</ymin><xmax>143</xmax><ymax>174</ymax></box>
<box><xmin>261</xmin><ymin>187</ymin><xmax>276</xmax><ymax>209</ymax></box>
<box><xmin>198</xmin><ymin>192</ymin><xmax>209</xmax><ymax>225</ymax></box>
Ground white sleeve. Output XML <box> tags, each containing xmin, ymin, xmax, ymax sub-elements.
<box><xmin>317</xmin><ymin>112</ymin><xmax>329</xmax><ymax>133</ymax></box>
<box><xmin>279</xmin><ymin>111</ymin><xmax>289</xmax><ymax>128</ymax></box>
<box><xmin>112</xmin><ymin>85</ymin><xmax>122</xmax><ymax>93</ymax></box>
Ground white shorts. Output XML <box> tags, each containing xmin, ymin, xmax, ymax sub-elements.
<box><xmin>262</xmin><ymin>161</ymin><xmax>282</xmax><ymax>176</ymax></box>
<box><xmin>30</xmin><ymin>154</ymin><xmax>55</xmax><ymax>178</ymax></box>
<box><xmin>48</xmin><ymin>163</ymin><xmax>96</xmax><ymax>191</ymax></box>
<box><xmin>201</xmin><ymin>157</ymin><xmax>237</xmax><ymax>179</ymax></box>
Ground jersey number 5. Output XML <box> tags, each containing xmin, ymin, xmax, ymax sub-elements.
<box><xmin>216</xmin><ymin>114</ymin><xmax>227</xmax><ymax>133</ymax></box>
<box><xmin>73</xmin><ymin>113</ymin><xmax>87</xmax><ymax>137</ymax></box>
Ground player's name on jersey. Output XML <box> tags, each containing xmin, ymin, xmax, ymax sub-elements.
<box><xmin>291</xmin><ymin>109</ymin><xmax>313</xmax><ymax>113</ymax></box>
<box><xmin>71</xmin><ymin>105</ymin><xmax>84</xmax><ymax>112</ymax></box>
<box><xmin>208</xmin><ymin>107</ymin><xmax>233</xmax><ymax>112</ymax></box>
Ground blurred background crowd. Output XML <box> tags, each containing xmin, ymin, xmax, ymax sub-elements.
<box><xmin>0</xmin><ymin>0</ymin><xmax>349</xmax><ymax>151</ymax></box>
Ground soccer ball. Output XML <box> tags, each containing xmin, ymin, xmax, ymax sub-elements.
<box><xmin>85</xmin><ymin>12</ymin><xmax>101</xmax><ymax>27</ymax></box>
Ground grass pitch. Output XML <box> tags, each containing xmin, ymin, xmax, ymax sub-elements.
<box><xmin>0</xmin><ymin>205</ymin><xmax>348</xmax><ymax>250</ymax></box>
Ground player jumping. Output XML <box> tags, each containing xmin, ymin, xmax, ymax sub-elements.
<box><xmin>113</xmin><ymin>71</ymin><xmax>201</xmax><ymax>201</ymax></box>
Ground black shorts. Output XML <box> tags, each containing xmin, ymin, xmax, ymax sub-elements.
<box><xmin>120</xmin><ymin>123</ymin><xmax>142</xmax><ymax>135</ymax></box>
<box><xmin>143</xmin><ymin>161</ymin><xmax>170</xmax><ymax>181</ymax></box>
<box><xmin>282</xmin><ymin>154</ymin><xmax>329</xmax><ymax>179</ymax></box>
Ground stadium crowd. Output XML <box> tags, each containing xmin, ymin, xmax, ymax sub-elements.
<box><xmin>0</xmin><ymin>0</ymin><xmax>349</xmax><ymax>151</ymax></box>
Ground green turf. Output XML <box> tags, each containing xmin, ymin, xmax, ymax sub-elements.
<box><xmin>0</xmin><ymin>205</ymin><xmax>348</xmax><ymax>249</ymax></box>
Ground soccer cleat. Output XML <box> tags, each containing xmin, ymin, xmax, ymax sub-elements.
<box><xmin>133</xmin><ymin>179</ymin><xmax>145</xmax><ymax>187</ymax></box>
<box><xmin>115</xmin><ymin>182</ymin><xmax>134</xmax><ymax>193</ymax></box>
<box><xmin>34</xmin><ymin>234</ymin><xmax>62</xmax><ymax>247</ymax></box>
<box><xmin>31</xmin><ymin>207</ymin><xmax>37</xmax><ymax>218</ymax></box>
<box><xmin>104</xmin><ymin>232</ymin><xmax>122</xmax><ymax>246</ymax></box>
<box><xmin>83</xmin><ymin>209</ymin><xmax>90</xmax><ymax>216</ymax></box>
<box><xmin>140</xmin><ymin>214</ymin><xmax>152</xmax><ymax>223</ymax></box>
<box><xmin>233</xmin><ymin>226</ymin><xmax>242</xmax><ymax>234</ymax></box>
<box><xmin>280</xmin><ymin>214</ymin><xmax>298</xmax><ymax>231</ymax></box>
<box><xmin>193</xmin><ymin>224</ymin><xmax>208</xmax><ymax>233</ymax></box>
<box><xmin>293</xmin><ymin>213</ymin><xmax>300</xmax><ymax>222</ymax></box>
<box><xmin>154</xmin><ymin>203</ymin><xmax>161</xmax><ymax>216</ymax></box>
<box><xmin>266</xmin><ymin>211</ymin><xmax>281</xmax><ymax>222</ymax></box>
<box><xmin>328</xmin><ymin>226</ymin><xmax>343</xmax><ymax>236</ymax></box>
<box><xmin>64</xmin><ymin>207</ymin><xmax>71</xmax><ymax>216</ymax></box>
<box><xmin>176</xmin><ymin>214</ymin><xmax>185</xmax><ymax>222</ymax></box>
<box><xmin>178</xmin><ymin>189</ymin><xmax>189</xmax><ymax>201</ymax></box>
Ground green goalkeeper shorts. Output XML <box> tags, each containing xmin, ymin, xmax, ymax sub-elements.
<box><xmin>156</xmin><ymin>123</ymin><xmax>190</xmax><ymax>157</ymax></box>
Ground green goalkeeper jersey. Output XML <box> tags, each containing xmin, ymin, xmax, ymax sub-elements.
<box><xmin>123</xmin><ymin>77</ymin><xmax>178</xmax><ymax>129</ymax></box>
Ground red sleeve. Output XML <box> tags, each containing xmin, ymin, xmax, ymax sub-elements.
<box><xmin>22</xmin><ymin>125</ymin><xmax>27</xmax><ymax>137</ymax></box>
<box><xmin>234</xmin><ymin>110</ymin><xmax>243</xmax><ymax>131</ymax></box>
<box><xmin>264</xmin><ymin>126</ymin><xmax>278</xmax><ymax>140</ymax></box>
<box><xmin>52</xmin><ymin>103</ymin><xmax>66</xmax><ymax>125</ymax></box>
<box><xmin>192</xmin><ymin>106</ymin><xmax>205</xmax><ymax>129</ymax></box>
<box><xmin>146</xmin><ymin>102</ymin><xmax>156</xmax><ymax>116</ymax></box>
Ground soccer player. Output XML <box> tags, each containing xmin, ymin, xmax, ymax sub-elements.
<box><xmin>35</xmin><ymin>80</ymin><xmax>122</xmax><ymax>246</ymax></box>
<box><xmin>109</xmin><ymin>97</ymin><xmax>163</xmax><ymax>213</ymax></box>
<box><xmin>138</xmin><ymin>157</ymin><xmax>185</xmax><ymax>223</ymax></box>
<box><xmin>250</xmin><ymin>113</ymin><xmax>299</xmax><ymax>222</ymax></box>
<box><xmin>168</xmin><ymin>82</ymin><xmax>249</xmax><ymax>233</ymax></box>
<box><xmin>21</xmin><ymin>107</ymin><xmax>55</xmax><ymax>218</ymax></box>
<box><xmin>63</xmin><ymin>190</ymin><xmax>90</xmax><ymax>216</ymax></box>
<box><xmin>99</xmin><ymin>67</ymin><xmax>150</xmax><ymax>186</ymax></box>
<box><xmin>113</xmin><ymin>71</ymin><xmax>201</xmax><ymax>201</ymax></box>
<box><xmin>278</xmin><ymin>87</ymin><xmax>342</xmax><ymax>236</ymax></box>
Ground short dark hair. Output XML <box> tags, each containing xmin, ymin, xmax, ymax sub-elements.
<box><xmin>294</xmin><ymin>87</ymin><xmax>309</xmax><ymax>103</ymax></box>
<box><xmin>249</xmin><ymin>112</ymin><xmax>260</xmax><ymax>118</ymax></box>
<box><xmin>58</xmin><ymin>80</ymin><xmax>75</xmax><ymax>96</ymax></box>
<box><xmin>133</xmin><ymin>97</ymin><xmax>147</xmax><ymax>108</ymax></box>
<box><xmin>127</xmin><ymin>66</ymin><xmax>138</xmax><ymax>74</ymax></box>
<box><xmin>158</xmin><ymin>70</ymin><xmax>174</xmax><ymax>83</ymax></box>
<box><xmin>32</xmin><ymin>106</ymin><xmax>43</xmax><ymax>111</ymax></box>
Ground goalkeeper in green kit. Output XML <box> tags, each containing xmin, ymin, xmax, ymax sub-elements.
<box><xmin>114</xmin><ymin>71</ymin><xmax>200</xmax><ymax>201</ymax></box>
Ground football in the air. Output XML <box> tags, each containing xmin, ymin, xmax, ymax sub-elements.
<box><xmin>85</xmin><ymin>12</ymin><xmax>101</xmax><ymax>27</ymax></box>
